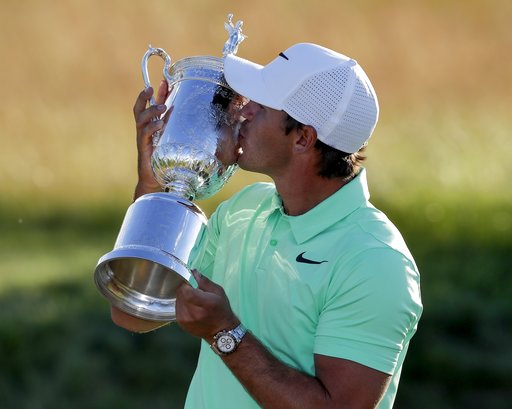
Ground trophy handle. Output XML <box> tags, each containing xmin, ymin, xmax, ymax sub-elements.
<box><xmin>141</xmin><ymin>45</ymin><xmax>173</xmax><ymax>146</ymax></box>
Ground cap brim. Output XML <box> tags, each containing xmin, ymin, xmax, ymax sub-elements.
<box><xmin>224</xmin><ymin>54</ymin><xmax>282</xmax><ymax>110</ymax></box>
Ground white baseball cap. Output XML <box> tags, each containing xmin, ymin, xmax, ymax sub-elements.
<box><xmin>224</xmin><ymin>43</ymin><xmax>379</xmax><ymax>154</ymax></box>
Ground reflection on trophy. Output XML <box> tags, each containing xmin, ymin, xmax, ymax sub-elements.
<box><xmin>93</xmin><ymin>14</ymin><xmax>247</xmax><ymax>322</ymax></box>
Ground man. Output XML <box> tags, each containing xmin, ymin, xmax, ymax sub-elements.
<box><xmin>113</xmin><ymin>43</ymin><xmax>423</xmax><ymax>408</ymax></box>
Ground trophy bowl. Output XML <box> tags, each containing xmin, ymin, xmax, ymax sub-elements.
<box><xmin>150</xmin><ymin>55</ymin><xmax>242</xmax><ymax>200</ymax></box>
<box><xmin>93</xmin><ymin>14</ymin><xmax>247</xmax><ymax>322</ymax></box>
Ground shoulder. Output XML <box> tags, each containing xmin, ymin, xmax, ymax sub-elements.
<box><xmin>209</xmin><ymin>182</ymin><xmax>276</xmax><ymax>228</ymax></box>
<box><xmin>218</xmin><ymin>182</ymin><xmax>276</xmax><ymax>213</ymax></box>
<box><xmin>230</xmin><ymin>182</ymin><xmax>276</xmax><ymax>201</ymax></box>
<box><xmin>322</xmin><ymin>202</ymin><xmax>422</xmax><ymax>308</ymax></box>
<box><xmin>342</xmin><ymin>203</ymin><xmax>416</xmax><ymax>266</ymax></box>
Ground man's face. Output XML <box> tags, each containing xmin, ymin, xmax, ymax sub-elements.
<box><xmin>236</xmin><ymin>100</ymin><xmax>293</xmax><ymax>176</ymax></box>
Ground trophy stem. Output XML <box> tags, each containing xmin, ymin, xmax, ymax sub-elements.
<box><xmin>163</xmin><ymin>180</ymin><xmax>196</xmax><ymax>200</ymax></box>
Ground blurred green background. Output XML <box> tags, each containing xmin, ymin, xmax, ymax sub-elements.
<box><xmin>1</xmin><ymin>0</ymin><xmax>511</xmax><ymax>408</ymax></box>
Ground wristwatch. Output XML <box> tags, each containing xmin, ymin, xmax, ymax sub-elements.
<box><xmin>211</xmin><ymin>323</ymin><xmax>247</xmax><ymax>356</ymax></box>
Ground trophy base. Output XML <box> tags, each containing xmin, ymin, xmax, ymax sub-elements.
<box><xmin>94</xmin><ymin>193</ymin><xmax>207</xmax><ymax>322</ymax></box>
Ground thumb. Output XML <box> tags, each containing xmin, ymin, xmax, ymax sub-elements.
<box><xmin>191</xmin><ymin>269</ymin><xmax>223</xmax><ymax>294</ymax></box>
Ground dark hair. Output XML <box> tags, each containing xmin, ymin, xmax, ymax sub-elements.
<box><xmin>284</xmin><ymin>114</ymin><xmax>366</xmax><ymax>180</ymax></box>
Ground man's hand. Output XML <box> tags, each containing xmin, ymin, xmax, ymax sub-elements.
<box><xmin>176</xmin><ymin>270</ymin><xmax>240</xmax><ymax>343</ymax></box>
<box><xmin>133</xmin><ymin>80</ymin><xmax>170</xmax><ymax>199</ymax></box>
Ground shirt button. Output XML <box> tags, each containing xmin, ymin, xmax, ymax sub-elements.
<box><xmin>270</xmin><ymin>239</ymin><xmax>278</xmax><ymax>246</ymax></box>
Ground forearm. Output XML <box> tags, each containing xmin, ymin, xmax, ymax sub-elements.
<box><xmin>219</xmin><ymin>332</ymin><xmax>331</xmax><ymax>409</ymax></box>
<box><xmin>133</xmin><ymin>145</ymin><xmax>161</xmax><ymax>201</ymax></box>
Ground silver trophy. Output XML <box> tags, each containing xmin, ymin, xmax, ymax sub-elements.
<box><xmin>94</xmin><ymin>14</ymin><xmax>247</xmax><ymax>322</ymax></box>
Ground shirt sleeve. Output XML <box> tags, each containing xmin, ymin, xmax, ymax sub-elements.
<box><xmin>314</xmin><ymin>247</ymin><xmax>422</xmax><ymax>374</ymax></box>
<box><xmin>188</xmin><ymin>206</ymin><xmax>223</xmax><ymax>279</ymax></box>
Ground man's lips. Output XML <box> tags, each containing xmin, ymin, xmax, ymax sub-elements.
<box><xmin>237</xmin><ymin>126</ymin><xmax>245</xmax><ymax>144</ymax></box>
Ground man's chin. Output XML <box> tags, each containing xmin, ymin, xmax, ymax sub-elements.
<box><xmin>235</xmin><ymin>154</ymin><xmax>249</xmax><ymax>170</ymax></box>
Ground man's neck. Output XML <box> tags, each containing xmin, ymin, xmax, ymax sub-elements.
<box><xmin>273</xmin><ymin>173</ymin><xmax>352</xmax><ymax>216</ymax></box>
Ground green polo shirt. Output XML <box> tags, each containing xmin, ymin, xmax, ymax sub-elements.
<box><xmin>186</xmin><ymin>168</ymin><xmax>422</xmax><ymax>409</ymax></box>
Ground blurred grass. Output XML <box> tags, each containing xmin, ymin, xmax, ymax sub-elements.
<box><xmin>1</xmin><ymin>0</ymin><xmax>512</xmax><ymax>408</ymax></box>
<box><xmin>0</xmin><ymin>279</ymin><xmax>200</xmax><ymax>409</ymax></box>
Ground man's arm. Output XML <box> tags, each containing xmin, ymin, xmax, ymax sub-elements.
<box><xmin>176</xmin><ymin>270</ymin><xmax>391</xmax><ymax>409</ymax></box>
<box><xmin>110</xmin><ymin>82</ymin><xmax>172</xmax><ymax>333</ymax></box>
<box><xmin>223</xmin><ymin>333</ymin><xmax>390</xmax><ymax>409</ymax></box>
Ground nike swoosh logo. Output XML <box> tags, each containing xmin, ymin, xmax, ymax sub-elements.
<box><xmin>279</xmin><ymin>52</ymin><xmax>289</xmax><ymax>60</ymax></box>
<box><xmin>296</xmin><ymin>252</ymin><xmax>328</xmax><ymax>265</ymax></box>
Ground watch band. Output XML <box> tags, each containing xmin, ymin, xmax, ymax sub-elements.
<box><xmin>230</xmin><ymin>323</ymin><xmax>247</xmax><ymax>342</ymax></box>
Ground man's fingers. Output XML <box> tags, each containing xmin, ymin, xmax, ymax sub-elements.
<box><xmin>136</xmin><ymin>104</ymin><xmax>167</xmax><ymax>131</ymax></box>
<box><xmin>161</xmin><ymin>106</ymin><xmax>173</xmax><ymax>126</ymax></box>
<box><xmin>142</xmin><ymin>119</ymin><xmax>164</xmax><ymax>138</ymax></box>
<box><xmin>191</xmin><ymin>269</ymin><xmax>224</xmax><ymax>294</ymax></box>
<box><xmin>133</xmin><ymin>87</ymin><xmax>152</xmax><ymax>117</ymax></box>
<box><xmin>176</xmin><ymin>270</ymin><xmax>238</xmax><ymax>339</ymax></box>
<box><xmin>176</xmin><ymin>283</ymin><xmax>216</xmax><ymax>314</ymax></box>
<box><xmin>155</xmin><ymin>80</ymin><xmax>169</xmax><ymax>105</ymax></box>
<box><xmin>178</xmin><ymin>271</ymin><xmax>223</xmax><ymax>306</ymax></box>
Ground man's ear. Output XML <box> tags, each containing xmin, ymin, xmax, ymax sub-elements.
<box><xmin>294</xmin><ymin>125</ymin><xmax>318</xmax><ymax>153</ymax></box>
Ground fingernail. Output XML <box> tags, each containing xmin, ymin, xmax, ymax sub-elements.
<box><xmin>157</xmin><ymin>104</ymin><xmax>166</xmax><ymax>111</ymax></box>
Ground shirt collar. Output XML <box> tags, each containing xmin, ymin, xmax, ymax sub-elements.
<box><xmin>280</xmin><ymin>168</ymin><xmax>370</xmax><ymax>244</ymax></box>
<box><xmin>269</xmin><ymin>188</ymin><xmax>284</xmax><ymax>214</ymax></box>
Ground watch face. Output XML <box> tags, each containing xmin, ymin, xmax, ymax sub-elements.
<box><xmin>216</xmin><ymin>333</ymin><xmax>236</xmax><ymax>354</ymax></box>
